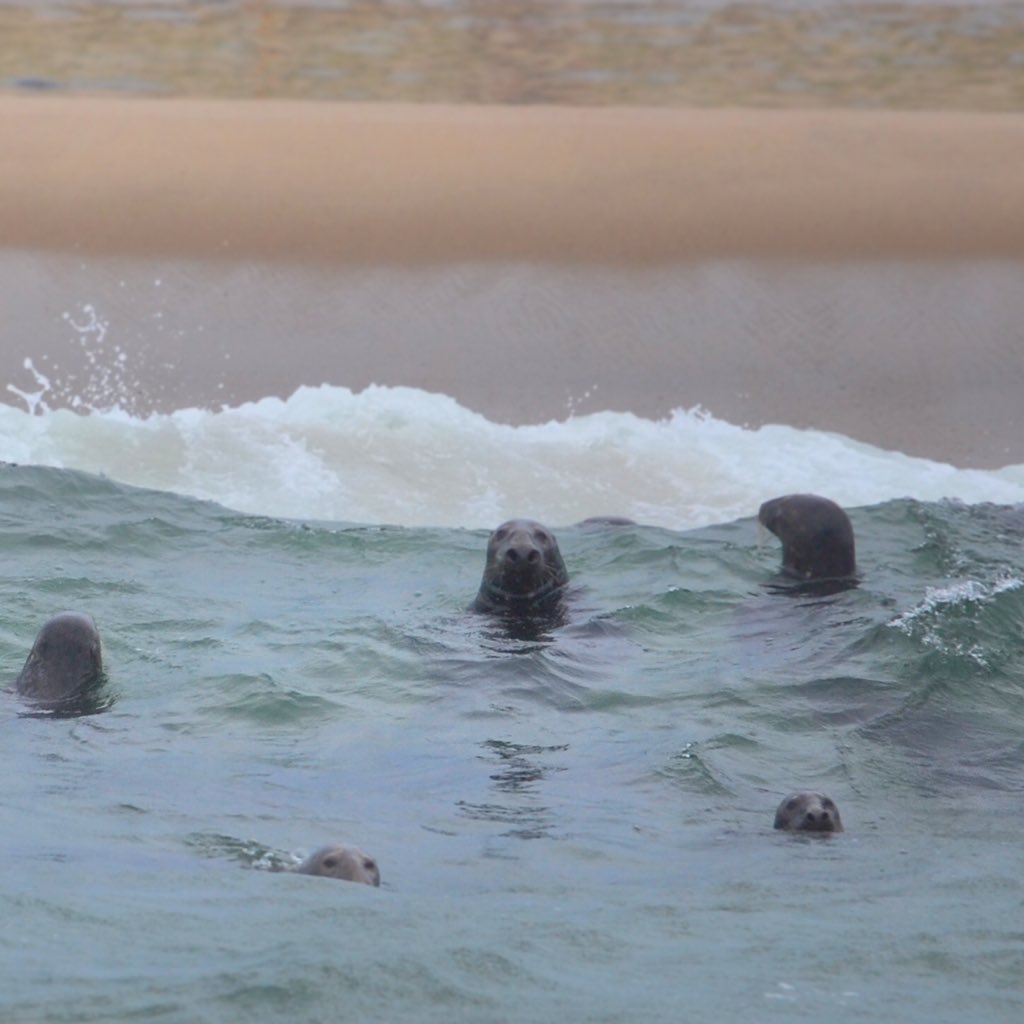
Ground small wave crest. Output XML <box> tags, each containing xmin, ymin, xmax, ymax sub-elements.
<box><xmin>888</xmin><ymin>577</ymin><xmax>1024</xmax><ymax>670</ymax></box>
<box><xmin>890</xmin><ymin>577</ymin><xmax>1024</xmax><ymax>630</ymax></box>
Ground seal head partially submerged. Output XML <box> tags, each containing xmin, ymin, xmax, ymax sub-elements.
<box><xmin>473</xmin><ymin>518</ymin><xmax>569</xmax><ymax>613</ymax></box>
<box><xmin>294</xmin><ymin>845</ymin><xmax>381</xmax><ymax>886</ymax></box>
<box><xmin>758</xmin><ymin>494</ymin><xmax>856</xmax><ymax>583</ymax></box>
<box><xmin>15</xmin><ymin>612</ymin><xmax>105</xmax><ymax>714</ymax></box>
<box><xmin>773</xmin><ymin>791</ymin><xmax>844</xmax><ymax>834</ymax></box>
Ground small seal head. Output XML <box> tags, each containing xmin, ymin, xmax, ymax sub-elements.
<box><xmin>758</xmin><ymin>494</ymin><xmax>856</xmax><ymax>581</ymax></box>
<box><xmin>15</xmin><ymin>612</ymin><xmax>104</xmax><ymax>712</ymax></box>
<box><xmin>294</xmin><ymin>845</ymin><xmax>381</xmax><ymax>886</ymax></box>
<box><xmin>473</xmin><ymin>518</ymin><xmax>569</xmax><ymax>613</ymax></box>
<box><xmin>774</xmin><ymin>791</ymin><xmax>844</xmax><ymax>834</ymax></box>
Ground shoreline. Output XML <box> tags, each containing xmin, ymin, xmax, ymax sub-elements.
<box><xmin>3</xmin><ymin>96</ymin><xmax>1024</xmax><ymax>471</ymax></box>
<box><xmin>4</xmin><ymin>253</ymin><xmax>1023</xmax><ymax>471</ymax></box>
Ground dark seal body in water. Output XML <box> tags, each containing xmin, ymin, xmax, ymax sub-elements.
<box><xmin>294</xmin><ymin>845</ymin><xmax>380</xmax><ymax>886</ymax></box>
<box><xmin>473</xmin><ymin>518</ymin><xmax>569</xmax><ymax>613</ymax></box>
<box><xmin>758</xmin><ymin>493</ymin><xmax>856</xmax><ymax>582</ymax></box>
<box><xmin>773</xmin><ymin>791</ymin><xmax>844</xmax><ymax>833</ymax></box>
<box><xmin>577</xmin><ymin>516</ymin><xmax>636</xmax><ymax>529</ymax></box>
<box><xmin>15</xmin><ymin>612</ymin><xmax>105</xmax><ymax>713</ymax></box>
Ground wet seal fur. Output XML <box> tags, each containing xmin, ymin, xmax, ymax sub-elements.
<box><xmin>758</xmin><ymin>493</ymin><xmax>856</xmax><ymax>583</ymax></box>
<box><xmin>15</xmin><ymin>612</ymin><xmax>106</xmax><ymax>714</ymax></box>
<box><xmin>294</xmin><ymin>845</ymin><xmax>380</xmax><ymax>886</ymax></box>
<box><xmin>774</xmin><ymin>791</ymin><xmax>844</xmax><ymax>834</ymax></box>
<box><xmin>473</xmin><ymin>519</ymin><xmax>569</xmax><ymax>614</ymax></box>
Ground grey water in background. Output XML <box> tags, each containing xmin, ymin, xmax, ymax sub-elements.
<box><xmin>2</xmin><ymin>465</ymin><xmax>1023</xmax><ymax>1022</ymax></box>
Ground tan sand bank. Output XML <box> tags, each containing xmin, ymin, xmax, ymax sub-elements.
<box><xmin>2</xmin><ymin>97</ymin><xmax>1024</xmax><ymax>264</ymax></box>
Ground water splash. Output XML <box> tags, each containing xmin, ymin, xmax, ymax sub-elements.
<box><xmin>6</xmin><ymin>358</ymin><xmax>52</xmax><ymax>416</ymax></box>
<box><xmin>61</xmin><ymin>303</ymin><xmax>140</xmax><ymax>412</ymax></box>
<box><xmin>7</xmin><ymin>301</ymin><xmax>147</xmax><ymax>417</ymax></box>
<box><xmin>63</xmin><ymin>302</ymin><xmax>108</xmax><ymax>347</ymax></box>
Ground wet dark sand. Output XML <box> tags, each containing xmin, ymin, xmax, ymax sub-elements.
<box><xmin>2</xmin><ymin>97</ymin><xmax>1024</xmax><ymax>469</ymax></box>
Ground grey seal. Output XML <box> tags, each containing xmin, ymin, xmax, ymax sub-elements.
<box><xmin>294</xmin><ymin>845</ymin><xmax>380</xmax><ymax>886</ymax></box>
<box><xmin>577</xmin><ymin>516</ymin><xmax>636</xmax><ymax>529</ymax></box>
<box><xmin>473</xmin><ymin>518</ymin><xmax>569</xmax><ymax>613</ymax></box>
<box><xmin>773</xmin><ymin>791</ymin><xmax>844</xmax><ymax>833</ymax></box>
<box><xmin>758</xmin><ymin>493</ymin><xmax>856</xmax><ymax>581</ymax></box>
<box><xmin>15</xmin><ymin>612</ymin><xmax>104</xmax><ymax>712</ymax></box>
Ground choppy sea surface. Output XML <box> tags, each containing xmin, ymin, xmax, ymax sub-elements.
<box><xmin>2</xmin><ymin>379</ymin><xmax>1024</xmax><ymax>1023</ymax></box>
<box><xmin>4</xmin><ymin>0</ymin><xmax>1023</xmax><ymax>1013</ymax></box>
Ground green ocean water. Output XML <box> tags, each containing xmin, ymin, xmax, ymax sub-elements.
<box><xmin>2</xmin><ymin>465</ymin><xmax>1023</xmax><ymax>1022</ymax></box>
<box><xmin>3</xmin><ymin>0</ymin><xmax>1023</xmax><ymax>1013</ymax></box>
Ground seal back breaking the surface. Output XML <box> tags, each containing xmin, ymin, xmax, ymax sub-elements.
<box><xmin>758</xmin><ymin>493</ymin><xmax>856</xmax><ymax>581</ymax></box>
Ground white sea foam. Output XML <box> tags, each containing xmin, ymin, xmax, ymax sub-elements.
<box><xmin>887</xmin><ymin>577</ymin><xmax>1024</xmax><ymax>667</ymax></box>
<box><xmin>1</xmin><ymin>385</ymin><xmax>1022</xmax><ymax>528</ymax></box>
<box><xmin>889</xmin><ymin>577</ymin><xmax>1024</xmax><ymax>631</ymax></box>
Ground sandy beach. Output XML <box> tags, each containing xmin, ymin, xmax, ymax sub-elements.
<box><xmin>2</xmin><ymin>95</ymin><xmax>1024</xmax><ymax>468</ymax></box>
<box><xmin>4</xmin><ymin>97</ymin><xmax>1024</xmax><ymax>264</ymax></box>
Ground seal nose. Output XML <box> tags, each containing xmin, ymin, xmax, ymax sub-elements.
<box><xmin>506</xmin><ymin>543</ymin><xmax>540</xmax><ymax>564</ymax></box>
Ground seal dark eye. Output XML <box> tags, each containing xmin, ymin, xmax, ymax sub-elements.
<box><xmin>323</xmin><ymin>857</ymin><xmax>338</xmax><ymax>869</ymax></box>
<box><xmin>822</xmin><ymin>798</ymin><xmax>835</xmax><ymax>809</ymax></box>
<box><xmin>494</xmin><ymin>528</ymin><xmax>508</xmax><ymax>541</ymax></box>
<box><xmin>786</xmin><ymin>798</ymin><xmax>800</xmax><ymax>811</ymax></box>
<box><xmin>363</xmin><ymin>858</ymin><xmax>376</xmax><ymax>871</ymax></box>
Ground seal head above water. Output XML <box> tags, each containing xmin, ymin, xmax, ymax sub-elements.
<box><xmin>15</xmin><ymin>612</ymin><xmax>104</xmax><ymax>713</ymax></box>
<box><xmin>294</xmin><ymin>845</ymin><xmax>381</xmax><ymax>886</ymax></box>
<box><xmin>758</xmin><ymin>494</ymin><xmax>856</xmax><ymax>582</ymax></box>
<box><xmin>773</xmin><ymin>791</ymin><xmax>844</xmax><ymax>834</ymax></box>
<box><xmin>473</xmin><ymin>518</ymin><xmax>569</xmax><ymax>613</ymax></box>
